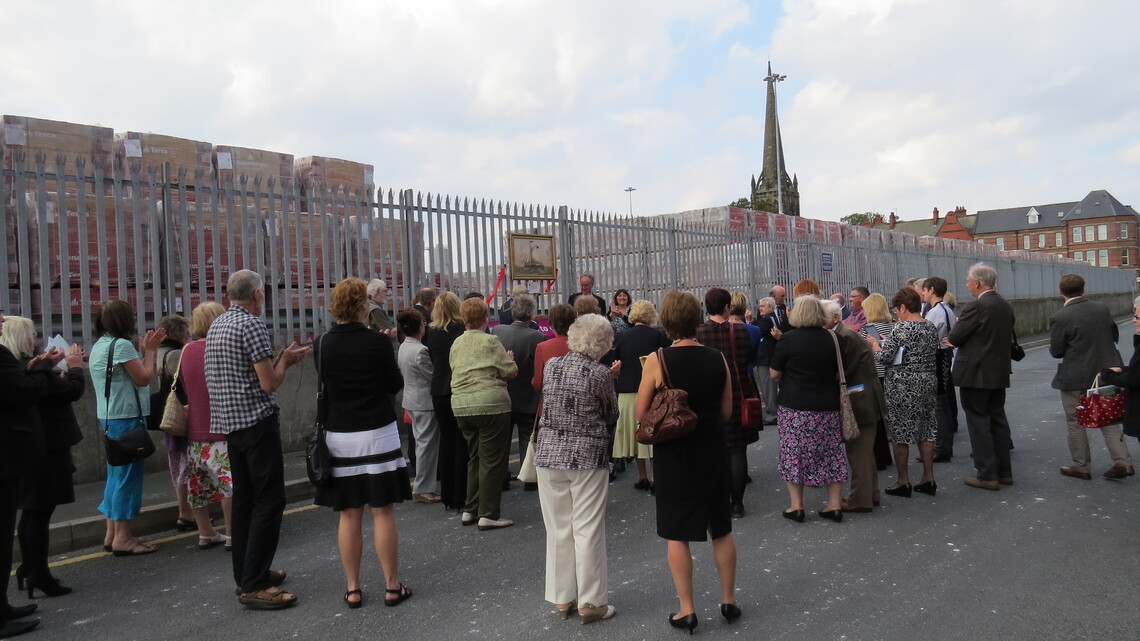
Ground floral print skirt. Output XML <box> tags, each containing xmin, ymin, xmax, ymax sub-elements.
<box><xmin>185</xmin><ymin>440</ymin><xmax>233</xmax><ymax>508</ymax></box>
<box><xmin>777</xmin><ymin>407</ymin><xmax>849</xmax><ymax>487</ymax></box>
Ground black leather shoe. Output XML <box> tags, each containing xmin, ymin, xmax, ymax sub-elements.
<box><xmin>6</xmin><ymin>605</ymin><xmax>36</xmax><ymax>620</ymax></box>
<box><xmin>818</xmin><ymin>509</ymin><xmax>843</xmax><ymax>522</ymax></box>
<box><xmin>782</xmin><ymin>508</ymin><xmax>805</xmax><ymax>523</ymax></box>
<box><xmin>0</xmin><ymin>619</ymin><xmax>40</xmax><ymax>638</ymax></box>
<box><xmin>914</xmin><ymin>480</ymin><xmax>937</xmax><ymax>496</ymax></box>
<box><xmin>720</xmin><ymin>603</ymin><xmax>742</xmax><ymax>622</ymax></box>
<box><xmin>668</xmin><ymin>612</ymin><xmax>698</xmax><ymax>634</ymax></box>
<box><xmin>932</xmin><ymin>453</ymin><xmax>952</xmax><ymax>463</ymax></box>
<box><xmin>884</xmin><ymin>483</ymin><xmax>912</xmax><ymax>498</ymax></box>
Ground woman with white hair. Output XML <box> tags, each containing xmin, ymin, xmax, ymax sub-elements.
<box><xmin>535</xmin><ymin>314</ymin><xmax>619</xmax><ymax>624</ymax></box>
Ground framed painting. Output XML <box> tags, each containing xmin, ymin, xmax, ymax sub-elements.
<box><xmin>508</xmin><ymin>233</ymin><xmax>556</xmax><ymax>280</ymax></box>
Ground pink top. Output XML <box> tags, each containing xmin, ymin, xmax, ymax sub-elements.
<box><xmin>180</xmin><ymin>339</ymin><xmax>223</xmax><ymax>442</ymax></box>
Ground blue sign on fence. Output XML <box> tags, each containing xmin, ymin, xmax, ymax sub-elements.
<box><xmin>821</xmin><ymin>252</ymin><xmax>833</xmax><ymax>273</ymax></box>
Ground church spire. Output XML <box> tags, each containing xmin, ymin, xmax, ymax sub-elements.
<box><xmin>753</xmin><ymin>62</ymin><xmax>800</xmax><ymax>216</ymax></box>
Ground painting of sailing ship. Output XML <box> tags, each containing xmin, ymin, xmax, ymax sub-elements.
<box><xmin>508</xmin><ymin>233</ymin><xmax>556</xmax><ymax>280</ymax></box>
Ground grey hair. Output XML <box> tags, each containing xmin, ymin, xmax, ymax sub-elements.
<box><xmin>580</xmin><ymin>273</ymin><xmax>596</xmax><ymax>285</ymax></box>
<box><xmin>511</xmin><ymin>295</ymin><xmax>536</xmax><ymax>321</ymax></box>
<box><xmin>567</xmin><ymin>313</ymin><xmax>614</xmax><ymax>361</ymax></box>
<box><xmin>511</xmin><ymin>284</ymin><xmax>529</xmax><ymax>297</ymax></box>
<box><xmin>758</xmin><ymin>296</ymin><xmax>775</xmax><ymax>311</ymax></box>
<box><xmin>367</xmin><ymin>278</ymin><xmax>387</xmax><ymax>297</ymax></box>
<box><xmin>789</xmin><ymin>295</ymin><xmax>829</xmax><ymax>329</ymax></box>
<box><xmin>968</xmin><ymin>263</ymin><xmax>997</xmax><ymax>288</ymax></box>
<box><xmin>821</xmin><ymin>300</ymin><xmax>842</xmax><ymax>320</ymax></box>
<box><xmin>1133</xmin><ymin>295</ymin><xmax>1140</xmax><ymax>308</ymax></box>
<box><xmin>227</xmin><ymin>269</ymin><xmax>264</xmax><ymax>303</ymax></box>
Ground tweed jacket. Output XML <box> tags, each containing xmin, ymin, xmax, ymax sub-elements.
<box><xmin>1048</xmin><ymin>297</ymin><xmax>1122</xmax><ymax>391</ymax></box>
<box><xmin>534</xmin><ymin>352</ymin><xmax>617</xmax><ymax>470</ymax></box>
<box><xmin>947</xmin><ymin>289</ymin><xmax>1014</xmax><ymax>390</ymax></box>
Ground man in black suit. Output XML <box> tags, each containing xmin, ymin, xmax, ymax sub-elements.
<box><xmin>767</xmin><ymin>285</ymin><xmax>792</xmax><ymax>334</ymax></box>
<box><xmin>413</xmin><ymin>286</ymin><xmax>437</xmax><ymax>323</ymax></box>
<box><xmin>946</xmin><ymin>264</ymin><xmax>1015</xmax><ymax>491</ymax></box>
<box><xmin>567</xmin><ymin>274</ymin><xmax>607</xmax><ymax>315</ymax></box>
<box><xmin>1049</xmin><ymin>273</ymin><xmax>1134</xmax><ymax>480</ymax></box>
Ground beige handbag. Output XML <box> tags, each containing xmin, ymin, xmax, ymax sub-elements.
<box><xmin>517</xmin><ymin>412</ymin><xmax>540</xmax><ymax>484</ymax></box>
<box><xmin>158</xmin><ymin>355</ymin><xmax>188</xmax><ymax>437</ymax></box>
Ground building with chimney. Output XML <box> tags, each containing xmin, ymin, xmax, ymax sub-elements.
<box><xmin>860</xmin><ymin>206</ymin><xmax>977</xmax><ymax>241</ymax></box>
<box><xmin>750</xmin><ymin>62</ymin><xmax>800</xmax><ymax>217</ymax></box>
<box><xmin>972</xmin><ymin>189</ymin><xmax>1139</xmax><ymax>278</ymax></box>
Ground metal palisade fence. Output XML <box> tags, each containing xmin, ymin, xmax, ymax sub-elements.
<box><xmin>3</xmin><ymin>149</ymin><xmax>1133</xmax><ymax>347</ymax></box>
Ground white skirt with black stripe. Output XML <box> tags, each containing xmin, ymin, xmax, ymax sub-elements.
<box><xmin>314</xmin><ymin>421</ymin><xmax>412</xmax><ymax>511</ymax></box>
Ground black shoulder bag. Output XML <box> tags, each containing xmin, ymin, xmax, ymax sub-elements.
<box><xmin>103</xmin><ymin>338</ymin><xmax>157</xmax><ymax>466</ymax></box>
<box><xmin>305</xmin><ymin>336</ymin><xmax>331</xmax><ymax>486</ymax></box>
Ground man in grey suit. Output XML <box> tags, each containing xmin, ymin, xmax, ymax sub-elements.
<box><xmin>946</xmin><ymin>263</ymin><xmax>1015</xmax><ymax>491</ymax></box>
<box><xmin>1049</xmin><ymin>274</ymin><xmax>1134</xmax><ymax>480</ymax></box>
<box><xmin>490</xmin><ymin>294</ymin><xmax>546</xmax><ymax>491</ymax></box>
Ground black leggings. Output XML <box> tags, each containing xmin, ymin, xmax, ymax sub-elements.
<box><xmin>728</xmin><ymin>445</ymin><xmax>748</xmax><ymax>507</ymax></box>
<box><xmin>17</xmin><ymin>506</ymin><xmax>56</xmax><ymax>581</ymax></box>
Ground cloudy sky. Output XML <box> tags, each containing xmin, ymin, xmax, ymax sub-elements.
<box><xmin>2</xmin><ymin>0</ymin><xmax>1138</xmax><ymax>222</ymax></box>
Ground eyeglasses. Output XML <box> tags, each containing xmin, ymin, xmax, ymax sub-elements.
<box><xmin>1134</xmin><ymin>314</ymin><xmax>1140</xmax><ymax>320</ymax></box>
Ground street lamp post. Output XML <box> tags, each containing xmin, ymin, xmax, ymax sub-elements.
<box><xmin>624</xmin><ymin>186</ymin><xmax>636</xmax><ymax>217</ymax></box>
<box><xmin>764</xmin><ymin>67</ymin><xmax>787</xmax><ymax>216</ymax></box>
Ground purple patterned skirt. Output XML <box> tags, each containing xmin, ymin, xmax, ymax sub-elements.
<box><xmin>777</xmin><ymin>407</ymin><xmax>849</xmax><ymax>486</ymax></box>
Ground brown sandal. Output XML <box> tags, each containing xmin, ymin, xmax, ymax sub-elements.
<box><xmin>112</xmin><ymin>540</ymin><xmax>157</xmax><ymax>557</ymax></box>
<box><xmin>239</xmin><ymin>587</ymin><xmax>297</xmax><ymax>610</ymax></box>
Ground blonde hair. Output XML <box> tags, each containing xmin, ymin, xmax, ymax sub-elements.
<box><xmin>628</xmin><ymin>300</ymin><xmax>657</xmax><ymax>326</ymax></box>
<box><xmin>190</xmin><ymin>302</ymin><xmax>226</xmax><ymax>338</ymax></box>
<box><xmin>729</xmin><ymin>292</ymin><xmax>749</xmax><ymax>316</ymax></box>
<box><xmin>429</xmin><ymin>292</ymin><xmax>462</xmax><ymax>329</ymax></box>
<box><xmin>0</xmin><ymin>316</ymin><xmax>36</xmax><ymax>359</ymax></box>
<box><xmin>789</xmin><ymin>295</ymin><xmax>828</xmax><ymax>328</ymax></box>
<box><xmin>659</xmin><ymin>290</ymin><xmax>701</xmax><ymax>340</ymax></box>
<box><xmin>862</xmin><ymin>292</ymin><xmax>893</xmax><ymax>323</ymax></box>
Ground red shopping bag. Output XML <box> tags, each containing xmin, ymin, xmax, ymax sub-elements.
<box><xmin>1076</xmin><ymin>382</ymin><xmax>1127</xmax><ymax>429</ymax></box>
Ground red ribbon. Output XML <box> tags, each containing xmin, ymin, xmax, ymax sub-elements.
<box><xmin>486</xmin><ymin>267</ymin><xmax>507</xmax><ymax>305</ymax></box>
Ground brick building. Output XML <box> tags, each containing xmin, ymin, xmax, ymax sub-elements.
<box><xmin>861</xmin><ymin>206</ymin><xmax>977</xmax><ymax>240</ymax></box>
<box><xmin>972</xmin><ymin>190</ymin><xmax>1139</xmax><ymax>278</ymax></box>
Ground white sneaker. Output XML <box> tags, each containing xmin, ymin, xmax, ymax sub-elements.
<box><xmin>460</xmin><ymin>511</ymin><xmax>476</xmax><ymax>526</ymax></box>
<box><xmin>476</xmin><ymin>517</ymin><xmax>514</xmax><ymax>531</ymax></box>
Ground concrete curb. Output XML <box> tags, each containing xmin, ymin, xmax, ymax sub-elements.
<box><xmin>45</xmin><ymin>477</ymin><xmax>316</xmax><ymax>557</ymax></box>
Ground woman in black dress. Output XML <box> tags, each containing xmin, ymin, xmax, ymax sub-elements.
<box><xmin>609</xmin><ymin>300</ymin><xmax>669</xmax><ymax>489</ymax></box>
<box><xmin>637</xmin><ymin>291</ymin><xmax>738</xmax><ymax>634</ymax></box>
<box><xmin>423</xmin><ymin>292</ymin><xmax>468</xmax><ymax>510</ymax></box>
<box><xmin>313</xmin><ymin>278</ymin><xmax>410</xmax><ymax>609</ymax></box>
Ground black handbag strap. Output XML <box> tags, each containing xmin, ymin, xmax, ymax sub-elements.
<box><xmin>102</xmin><ymin>337</ymin><xmax>144</xmax><ymax>432</ymax></box>
<box><xmin>315</xmin><ymin>335</ymin><xmax>328</xmax><ymax>426</ymax></box>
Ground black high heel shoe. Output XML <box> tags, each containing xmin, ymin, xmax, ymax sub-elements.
<box><xmin>26</xmin><ymin>575</ymin><xmax>72</xmax><ymax>598</ymax></box>
<box><xmin>818</xmin><ymin>508</ymin><xmax>843</xmax><ymax>523</ymax></box>
<box><xmin>884</xmin><ymin>483</ymin><xmax>913</xmax><ymax>498</ymax></box>
<box><xmin>720</xmin><ymin>603</ymin><xmax>742</xmax><ymax>622</ymax></box>
<box><xmin>668</xmin><ymin>612</ymin><xmax>698</xmax><ymax>634</ymax></box>
<box><xmin>914</xmin><ymin>480</ymin><xmax>937</xmax><ymax>496</ymax></box>
<box><xmin>782</xmin><ymin>508</ymin><xmax>805</xmax><ymax>523</ymax></box>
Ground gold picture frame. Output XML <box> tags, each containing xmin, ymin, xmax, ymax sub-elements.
<box><xmin>508</xmin><ymin>233</ymin><xmax>556</xmax><ymax>280</ymax></box>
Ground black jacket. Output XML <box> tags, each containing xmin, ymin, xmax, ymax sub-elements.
<box><xmin>0</xmin><ymin>346</ymin><xmax>55</xmax><ymax>479</ymax></box>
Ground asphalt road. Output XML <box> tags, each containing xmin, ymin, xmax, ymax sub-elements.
<box><xmin>18</xmin><ymin>330</ymin><xmax>1140</xmax><ymax>641</ymax></box>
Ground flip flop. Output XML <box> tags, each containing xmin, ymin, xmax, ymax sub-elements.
<box><xmin>112</xmin><ymin>541</ymin><xmax>158</xmax><ymax>557</ymax></box>
<box><xmin>174</xmin><ymin>517</ymin><xmax>197</xmax><ymax>532</ymax></box>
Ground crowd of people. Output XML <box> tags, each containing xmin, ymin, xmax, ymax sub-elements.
<box><xmin>1</xmin><ymin>263</ymin><xmax>1137</xmax><ymax>637</ymax></box>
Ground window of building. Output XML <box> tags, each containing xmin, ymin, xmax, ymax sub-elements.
<box><xmin>1038</xmin><ymin>233</ymin><xmax>1045</xmax><ymax>248</ymax></box>
<box><xmin>1074</xmin><ymin>251</ymin><xmax>1084</xmax><ymax>261</ymax></box>
<box><xmin>1121</xmin><ymin>223</ymin><xmax>1129</xmax><ymax>239</ymax></box>
<box><xmin>1027</xmin><ymin>208</ymin><xmax>1040</xmax><ymax>224</ymax></box>
<box><xmin>1056</xmin><ymin>232</ymin><xmax>1063</xmax><ymax>246</ymax></box>
<box><xmin>1073</xmin><ymin>227</ymin><xmax>1083</xmax><ymax>243</ymax></box>
<box><xmin>1100</xmin><ymin>249</ymin><xmax>1109</xmax><ymax>265</ymax></box>
<box><xmin>996</xmin><ymin>237</ymin><xmax>1005</xmax><ymax>251</ymax></box>
<box><xmin>1085</xmin><ymin>225</ymin><xmax>1095</xmax><ymax>241</ymax></box>
<box><xmin>1023</xmin><ymin>235</ymin><xmax>1030</xmax><ymax>250</ymax></box>
<box><xmin>1123</xmin><ymin>249</ymin><xmax>1130</xmax><ymax>266</ymax></box>
<box><xmin>1098</xmin><ymin>224</ymin><xmax>1108</xmax><ymax>241</ymax></box>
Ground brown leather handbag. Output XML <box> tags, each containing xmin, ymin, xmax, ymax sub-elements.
<box><xmin>636</xmin><ymin>348</ymin><xmax>698</xmax><ymax>445</ymax></box>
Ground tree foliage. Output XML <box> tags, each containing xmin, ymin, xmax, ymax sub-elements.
<box><xmin>729</xmin><ymin>196</ymin><xmax>779</xmax><ymax>212</ymax></box>
<box><xmin>840</xmin><ymin>212</ymin><xmax>880</xmax><ymax>226</ymax></box>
